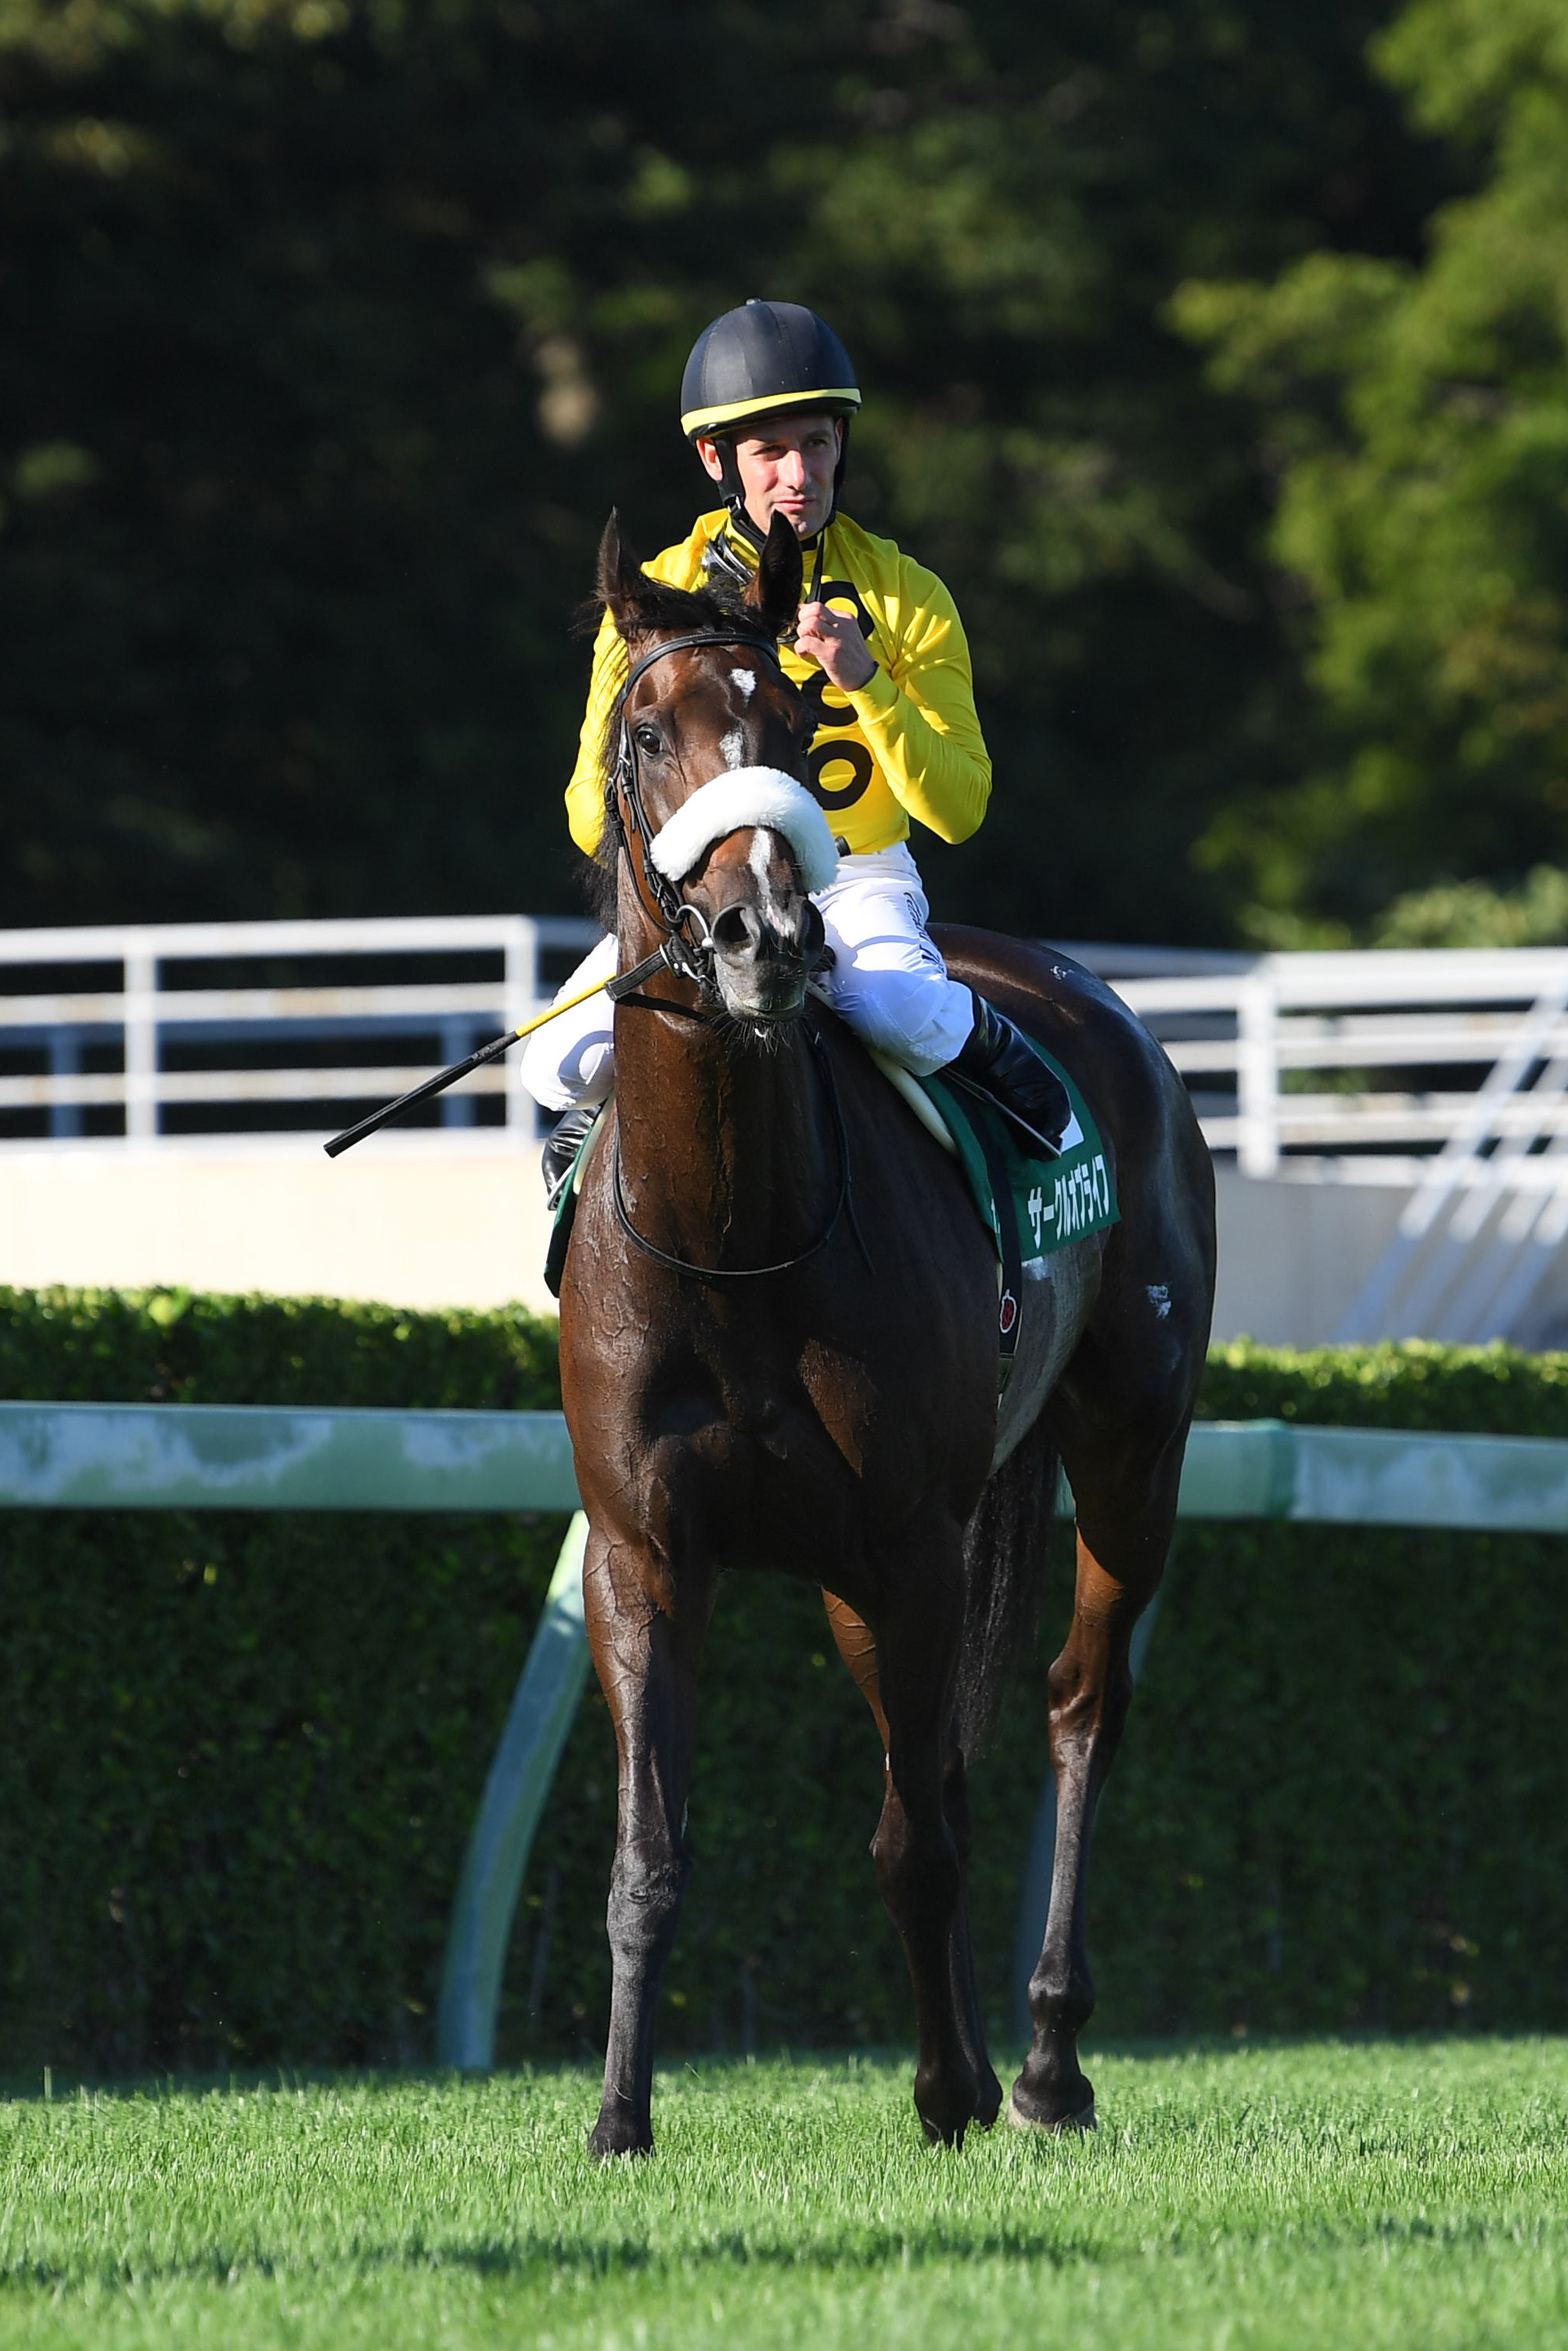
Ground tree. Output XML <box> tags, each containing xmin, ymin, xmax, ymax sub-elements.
<box><xmin>1174</xmin><ymin>0</ymin><xmax>1568</xmax><ymax>943</ymax></box>
<box><xmin>0</xmin><ymin>0</ymin><xmax>1434</xmax><ymax>939</ymax></box>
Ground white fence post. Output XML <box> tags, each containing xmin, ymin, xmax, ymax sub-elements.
<box><xmin>121</xmin><ymin>937</ymin><xmax>159</xmax><ymax>1143</ymax></box>
<box><xmin>504</xmin><ymin>916</ymin><xmax>538</xmax><ymax>1145</ymax></box>
<box><xmin>1236</xmin><ymin>965</ymin><xmax>1278</xmax><ymax>1177</ymax></box>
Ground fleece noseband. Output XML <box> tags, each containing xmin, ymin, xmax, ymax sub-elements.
<box><xmin>649</xmin><ymin>769</ymin><xmax>838</xmax><ymax>893</ymax></box>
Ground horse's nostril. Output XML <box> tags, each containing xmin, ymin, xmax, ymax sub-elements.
<box><xmin>791</xmin><ymin>901</ymin><xmax>826</xmax><ymax>963</ymax></box>
<box><xmin>712</xmin><ymin>903</ymin><xmax>761</xmax><ymax>956</ymax></box>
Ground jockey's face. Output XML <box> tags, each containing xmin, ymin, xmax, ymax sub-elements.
<box><xmin>696</xmin><ymin>414</ymin><xmax>843</xmax><ymax>541</ymax></box>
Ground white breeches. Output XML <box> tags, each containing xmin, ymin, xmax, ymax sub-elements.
<box><xmin>519</xmin><ymin>843</ymin><xmax>977</xmax><ymax>1113</ymax></box>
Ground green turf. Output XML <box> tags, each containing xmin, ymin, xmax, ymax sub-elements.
<box><xmin>3</xmin><ymin>2040</ymin><xmax>1566</xmax><ymax>2348</ymax></box>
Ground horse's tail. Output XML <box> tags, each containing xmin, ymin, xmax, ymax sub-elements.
<box><xmin>955</xmin><ymin>1417</ymin><xmax>1060</xmax><ymax>1759</ymax></box>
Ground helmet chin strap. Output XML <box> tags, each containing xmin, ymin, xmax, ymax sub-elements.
<box><xmin>705</xmin><ymin>415</ymin><xmax>852</xmax><ymax>600</ymax></box>
<box><xmin>706</xmin><ymin>494</ymin><xmax>828</xmax><ymax>611</ymax></box>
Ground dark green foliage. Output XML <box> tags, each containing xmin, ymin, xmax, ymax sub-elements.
<box><xmin>1174</xmin><ymin>0</ymin><xmax>1568</xmax><ymax>944</ymax></box>
<box><xmin>0</xmin><ymin>0</ymin><xmax>1444</xmax><ymax>945</ymax></box>
<box><xmin>0</xmin><ymin>1507</ymin><xmax>563</xmax><ymax>2072</ymax></box>
<box><xmin>1093</xmin><ymin>1514</ymin><xmax>1564</xmax><ymax>2037</ymax></box>
<box><xmin>0</xmin><ymin>1284</ymin><xmax>561</xmax><ymax>1410</ymax></box>
<box><xmin>0</xmin><ymin>1285</ymin><xmax>566</xmax><ymax>2071</ymax></box>
<box><xmin>2</xmin><ymin>1292</ymin><xmax>1567</xmax><ymax>2067</ymax></box>
<box><xmin>1199</xmin><ymin>1334</ymin><xmax>1568</xmax><ymax>1433</ymax></box>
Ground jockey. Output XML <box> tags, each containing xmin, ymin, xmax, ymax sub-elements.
<box><xmin>526</xmin><ymin>297</ymin><xmax>1070</xmax><ymax>1196</ymax></box>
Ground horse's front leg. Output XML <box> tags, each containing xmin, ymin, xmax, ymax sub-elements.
<box><xmin>584</xmin><ymin>1520</ymin><xmax>715</xmax><ymax>2160</ymax></box>
<box><xmin>1011</xmin><ymin>1417</ymin><xmax>1182</xmax><ymax>2133</ymax></box>
<box><xmin>867</xmin><ymin>1546</ymin><xmax>982</xmax><ymax>2148</ymax></box>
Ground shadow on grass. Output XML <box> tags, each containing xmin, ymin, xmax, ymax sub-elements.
<box><xmin>5</xmin><ymin>2208</ymin><xmax>1545</xmax><ymax>2299</ymax></box>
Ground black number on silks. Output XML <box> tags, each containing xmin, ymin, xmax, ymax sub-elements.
<box><xmin>800</xmin><ymin>580</ymin><xmax>877</xmax><ymax>814</ymax></box>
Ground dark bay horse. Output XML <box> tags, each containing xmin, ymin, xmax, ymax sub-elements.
<box><xmin>558</xmin><ymin>513</ymin><xmax>1216</xmax><ymax>2158</ymax></box>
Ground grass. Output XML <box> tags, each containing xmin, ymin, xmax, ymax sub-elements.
<box><xmin>2</xmin><ymin>2039</ymin><xmax>1567</xmax><ymax>2348</ymax></box>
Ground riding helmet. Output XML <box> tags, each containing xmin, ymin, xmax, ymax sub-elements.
<box><xmin>679</xmin><ymin>301</ymin><xmax>861</xmax><ymax>441</ymax></box>
<box><xmin>680</xmin><ymin>300</ymin><xmax>860</xmax><ymax>536</ymax></box>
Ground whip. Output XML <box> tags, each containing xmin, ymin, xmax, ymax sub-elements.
<box><xmin>323</xmin><ymin>945</ymin><xmax>679</xmax><ymax>1158</ymax></box>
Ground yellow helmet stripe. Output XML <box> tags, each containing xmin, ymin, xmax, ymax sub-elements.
<box><xmin>682</xmin><ymin>385</ymin><xmax>862</xmax><ymax>437</ymax></box>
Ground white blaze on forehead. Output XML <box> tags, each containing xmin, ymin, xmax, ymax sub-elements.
<box><xmin>730</xmin><ymin>667</ymin><xmax>757</xmax><ymax>700</ymax></box>
<box><xmin>720</xmin><ymin>725</ymin><xmax>747</xmax><ymax>770</ymax></box>
<box><xmin>750</xmin><ymin>826</ymin><xmax>786</xmax><ymax>926</ymax></box>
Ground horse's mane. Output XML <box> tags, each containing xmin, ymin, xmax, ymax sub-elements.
<box><xmin>575</xmin><ymin>568</ymin><xmax>780</xmax><ymax>931</ymax></box>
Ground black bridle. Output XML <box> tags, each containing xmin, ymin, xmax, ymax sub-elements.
<box><xmin>599</xmin><ymin>623</ymin><xmax>859</xmax><ymax>1281</ymax></box>
<box><xmin>603</xmin><ymin>626</ymin><xmax>786</xmax><ymax>1001</ymax></box>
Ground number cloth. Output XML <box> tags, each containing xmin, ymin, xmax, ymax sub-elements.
<box><xmin>563</xmin><ymin>510</ymin><xmax>992</xmax><ymax>860</ymax></box>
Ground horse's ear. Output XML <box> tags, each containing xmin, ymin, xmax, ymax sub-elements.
<box><xmin>598</xmin><ymin>510</ymin><xmax>651</xmax><ymax>635</ymax></box>
<box><xmin>744</xmin><ymin>511</ymin><xmax>804</xmax><ymax>640</ymax></box>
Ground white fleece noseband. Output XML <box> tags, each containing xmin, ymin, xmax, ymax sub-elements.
<box><xmin>649</xmin><ymin>769</ymin><xmax>840</xmax><ymax>895</ymax></box>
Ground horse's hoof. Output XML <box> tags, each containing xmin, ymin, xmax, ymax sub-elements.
<box><xmin>587</xmin><ymin>2121</ymin><xmax>653</xmax><ymax>2162</ymax></box>
<box><xmin>915</xmin><ymin>2059</ymin><xmax>984</xmax><ymax>2148</ymax></box>
<box><xmin>1005</xmin><ymin>2088</ymin><xmax>1097</xmax><ymax>2136</ymax></box>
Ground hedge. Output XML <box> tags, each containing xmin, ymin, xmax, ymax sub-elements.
<box><xmin>1</xmin><ymin>1292</ymin><xmax>1566</xmax><ymax>2072</ymax></box>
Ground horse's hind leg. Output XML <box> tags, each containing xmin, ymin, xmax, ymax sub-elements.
<box><xmin>843</xmin><ymin>1545</ymin><xmax>987</xmax><ymax>2146</ymax></box>
<box><xmin>823</xmin><ymin>1592</ymin><xmax>1002</xmax><ymax>2129</ymax></box>
<box><xmin>583</xmin><ymin>1523</ymin><xmax>715</xmax><ymax>2160</ymax></box>
<box><xmin>1011</xmin><ymin>1404</ymin><xmax>1185</xmax><ymax>2133</ymax></box>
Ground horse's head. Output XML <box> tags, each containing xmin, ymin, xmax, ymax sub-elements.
<box><xmin>599</xmin><ymin>512</ymin><xmax>835</xmax><ymax>1028</ymax></box>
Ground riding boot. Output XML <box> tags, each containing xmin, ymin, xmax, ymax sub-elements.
<box><xmin>541</xmin><ymin>1101</ymin><xmax>601</xmax><ymax>1209</ymax></box>
<box><xmin>948</xmin><ymin>997</ymin><xmax>1070</xmax><ymax>1158</ymax></box>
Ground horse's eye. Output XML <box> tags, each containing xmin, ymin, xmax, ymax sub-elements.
<box><xmin>635</xmin><ymin>725</ymin><xmax>662</xmax><ymax>756</ymax></box>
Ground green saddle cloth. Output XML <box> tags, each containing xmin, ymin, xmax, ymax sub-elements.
<box><xmin>542</xmin><ymin>1034</ymin><xmax>1118</xmax><ymax>1324</ymax></box>
<box><xmin>912</xmin><ymin>1034</ymin><xmax>1117</xmax><ymax>1367</ymax></box>
<box><xmin>918</xmin><ymin>1039</ymin><xmax>1118</xmax><ymax>1268</ymax></box>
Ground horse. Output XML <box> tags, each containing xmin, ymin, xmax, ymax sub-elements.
<box><xmin>557</xmin><ymin>509</ymin><xmax>1216</xmax><ymax>2158</ymax></box>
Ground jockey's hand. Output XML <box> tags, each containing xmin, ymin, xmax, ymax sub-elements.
<box><xmin>794</xmin><ymin>600</ymin><xmax>877</xmax><ymax>693</ymax></box>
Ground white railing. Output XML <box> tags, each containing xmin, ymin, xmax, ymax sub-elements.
<box><xmin>1095</xmin><ymin>946</ymin><xmax>1568</xmax><ymax>1176</ymax></box>
<box><xmin>0</xmin><ymin>915</ymin><xmax>597</xmax><ymax>1147</ymax></box>
<box><xmin>8</xmin><ymin>919</ymin><xmax>1568</xmax><ymax>1339</ymax></box>
<box><xmin>1077</xmin><ymin>944</ymin><xmax>1568</xmax><ymax>1343</ymax></box>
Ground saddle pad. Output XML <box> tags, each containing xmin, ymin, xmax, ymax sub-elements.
<box><xmin>913</xmin><ymin>1035</ymin><xmax>1118</xmax><ymax>1319</ymax></box>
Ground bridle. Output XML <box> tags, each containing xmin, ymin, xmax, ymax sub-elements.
<box><xmin>603</xmin><ymin>626</ymin><xmax>787</xmax><ymax>1003</ymax></box>
<box><xmin>598</xmin><ymin>623</ymin><xmax>860</xmax><ymax>1281</ymax></box>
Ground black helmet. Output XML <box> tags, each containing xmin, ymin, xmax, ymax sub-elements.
<box><xmin>680</xmin><ymin>300</ymin><xmax>861</xmax><ymax>441</ymax></box>
<box><xmin>681</xmin><ymin>301</ymin><xmax>860</xmax><ymax>542</ymax></box>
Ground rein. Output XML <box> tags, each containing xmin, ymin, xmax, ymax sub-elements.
<box><xmin>605</xmin><ymin>621</ymin><xmax>859</xmax><ymax>1282</ymax></box>
<box><xmin>610</xmin><ymin>1017</ymin><xmax>856</xmax><ymax>1281</ymax></box>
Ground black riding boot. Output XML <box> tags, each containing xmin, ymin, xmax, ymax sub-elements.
<box><xmin>541</xmin><ymin>1101</ymin><xmax>600</xmax><ymax>1209</ymax></box>
<box><xmin>949</xmin><ymin>997</ymin><xmax>1070</xmax><ymax>1157</ymax></box>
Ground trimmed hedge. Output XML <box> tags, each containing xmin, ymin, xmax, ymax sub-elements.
<box><xmin>0</xmin><ymin>1289</ymin><xmax>568</xmax><ymax>2072</ymax></box>
<box><xmin>1</xmin><ymin>1294</ymin><xmax>1566</xmax><ymax>2069</ymax></box>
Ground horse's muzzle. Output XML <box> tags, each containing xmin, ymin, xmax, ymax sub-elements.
<box><xmin>710</xmin><ymin>897</ymin><xmax>824</xmax><ymax>1023</ymax></box>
